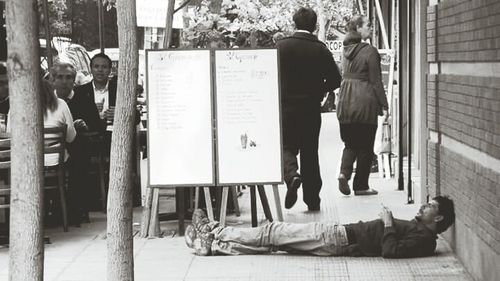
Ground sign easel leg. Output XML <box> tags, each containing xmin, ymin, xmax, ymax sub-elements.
<box><xmin>219</xmin><ymin>186</ymin><xmax>229</xmax><ymax>227</ymax></box>
<box><xmin>230</xmin><ymin>186</ymin><xmax>240</xmax><ymax>216</ymax></box>
<box><xmin>176</xmin><ymin>187</ymin><xmax>185</xmax><ymax>235</ymax></box>
<box><xmin>272</xmin><ymin>184</ymin><xmax>283</xmax><ymax>222</ymax></box>
<box><xmin>148</xmin><ymin>188</ymin><xmax>161</xmax><ymax>237</ymax></box>
<box><xmin>203</xmin><ymin>187</ymin><xmax>215</xmax><ymax>221</ymax></box>
<box><xmin>257</xmin><ymin>185</ymin><xmax>273</xmax><ymax>222</ymax></box>
<box><xmin>250</xmin><ymin>186</ymin><xmax>258</xmax><ymax>227</ymax></box>
<box><xmin>140</xmin><ymin>187</ymin><xmax>153</xmax><ymax>237</ymax></box>
<box><xmin>194</xmin><ymin>186</ymin><xmax>200</xmax><ymax>210</ymax></box>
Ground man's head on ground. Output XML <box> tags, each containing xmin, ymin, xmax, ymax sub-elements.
<box><xmin>293</xmin><ymin>7</ymin><xmax>317</xmax><ymax>33</ymax></box>
<box><xmin>416</xmin><ymin>195</ymin><xmax>455</xmax><ymax>234</ymax></box>
<box><xmin>50</xmin><ymin>63</ymin><xmax>76</xmax><ymax>99</ymax></box>
<box><xmin>0</xmin><ymin>64</ymin><xmax>8</xmax><ymax>100</ymax></box>
<box><xmin>346</xmin><ymin>15</ymin><xmax>371</xmax><ymax>41</ymax></box>
<box><xmin>90</xmin><ymin>53</ymin><xmax>112</xmax><ymax>84</ymax></box>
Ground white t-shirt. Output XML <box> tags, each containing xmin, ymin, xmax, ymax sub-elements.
<box><xmin>8</xmin><ymin>98</ymin><xmax>76</xmax><ymax>166</ymax></box>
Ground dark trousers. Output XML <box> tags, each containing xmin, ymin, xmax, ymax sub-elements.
<box><xmin>339</xmin><ymin>123</ymin><xmax>377</xmax><ymax>191</ymax></box>
<box><xmin>283</xmin><ymin>107</ymin><xmax>322</xmax><ymax>207</ymax></box>
<box><xmin>67</xmin><ymin>134</ymin><xmax>92</xmax><ymax>220</ymax></box>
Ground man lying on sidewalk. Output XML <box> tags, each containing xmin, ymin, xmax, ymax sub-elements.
<box><xmin>185</xmin><ymin>196</ymin><xmax>454</xmax><ymax>258</ymax></box>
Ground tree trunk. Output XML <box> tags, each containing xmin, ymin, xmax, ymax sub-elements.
<box><xmin>162</xmin><ymin>0</ymin><xmax>176</xmax><ymax>48</ymax></box>
<box><xmin>5</xmin><ymin>1</ymin><xmax>45</xmax><ymax>280</ymax></box>
<box><xmin>106</xmin><ymin>0</ymin><xmax>138</xmax><ymax>280</ymax></box>
<box><xmin>317</xmin><ymin>16</ymin><xmax>329</xmax><ymax>42</ymax></box>
<box><xmin>316</xmin><ymin>0</ymin><xmax>327</xmax><ymax>42</ymax></box>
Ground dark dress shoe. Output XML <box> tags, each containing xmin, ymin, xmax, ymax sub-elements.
<box><xmin>354</xmin><ymin>189</ymin><xmax>378</xmax><ymax>195</ymax></box>
<box><xmin>338</xmin><ymin>174</ymin><xmax>351</xmax><ymax>195</ymax></box>
<box><xmin>307</xmin><ymin>205</ymin><xmax>320</xmax><ymax>211</ymax></box>
<box><xmin>285</xmin><ymin>176</ymin><xmax>301</xmax><ymax>209</ymax></box>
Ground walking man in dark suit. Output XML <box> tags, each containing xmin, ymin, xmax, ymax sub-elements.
<box><xmin>277</xmin><ymin>7</ymin><xmax>342</xmax><ymax>211</ymax></box>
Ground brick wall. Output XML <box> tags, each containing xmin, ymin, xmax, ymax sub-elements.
<box><xmin>437</xmin><ymin>74</ymin><xmax>500</xmax><ymax>158</ymax></box>
<box><xmin>435</xmin><ymin>0</ymin><xmax>500</xmax><ymax>61</ymax></box>
<box><xmin>426</xmin><ymin>1</ymin><xmax>500</xmax><ymax>280</ymax></box>
<box><xmin>439</xmin><ymin>148</ymin><xmax>500</xmax><ymax>254</ymax></box>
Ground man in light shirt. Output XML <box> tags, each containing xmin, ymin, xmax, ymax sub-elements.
<box><xmin>51</xmin><ymin>62</ymin><xmax>102</xmax><ymax>225</ymax></box>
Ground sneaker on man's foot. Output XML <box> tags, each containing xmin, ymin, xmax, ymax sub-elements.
<box><xmin>184</xmin><ymin>224</ymin><xmax>197</xmax><ymax>249</ymax></box>
<box><xmin>285</xmin><ymin>176</ymin><xmax>301</xmax><ymax>209</ymax></box>
<box><xmin>338</xmin><ymin>174</ymin><xmax>351</xmax><ymax>195</ymax></box>
<box><xmin>192</xmin><ymin>209</ymin><xmax>210</xmax><ymax>232</ymax></box>
<box><xmin>192</xmin><ymin>232</ymin><xmax>214</xmax><ymax>256</ymax></box>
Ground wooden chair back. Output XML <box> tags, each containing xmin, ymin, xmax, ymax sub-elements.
<box><xmin>44</xmin><ymin>125</ymin><xmax>67</xmax><ymax>166</ymax></box>
<box><xmin>0</xmin><ymin>133</ymin><xmax>10</xmax><ymax>243</ymax></box>
<box><xmin>43</xmin><ymin>125</ymin><xmax>69</xmax><ymax>232</ymax></box>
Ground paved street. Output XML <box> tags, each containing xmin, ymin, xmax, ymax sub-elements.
<box><xmin>0</xmin><ymin>113</ymin><xmax>472</xmax><ymax>281</ymax></box>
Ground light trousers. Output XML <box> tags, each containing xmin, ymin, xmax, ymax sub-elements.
<box><xmin>211</xmin><ymin>222</ymin><xmax>348</xmax><ymax>256</ymax></box>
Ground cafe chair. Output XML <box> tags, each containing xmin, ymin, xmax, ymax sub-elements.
<box><xmin>43</xmin><ymin>126</ymin><xmax>69</xmax><ymax>232</ymax></box>
<box><xmin>0</xmin><ymin>133</ymin><xmax>11</xmax><ymax>243</ymax></box>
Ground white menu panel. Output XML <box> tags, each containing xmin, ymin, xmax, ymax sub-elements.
<box><xmin>147</xmin><ymin>50</ymin><xmax>214</xmax><ymax>186</ymax></box>
<box><xmin>215</xmin><ymin>49</ymin><xmax>283</xmax><ymax>185</ymax></box>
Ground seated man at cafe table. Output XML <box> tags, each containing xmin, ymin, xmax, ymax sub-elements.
<box><xmin>74</xmin><ymin>53</ymin><xmax>141</xmax><ymax>155</ymax></box>
<box><xmin>185</xmin><ymin>196</ymin><xmax>455</xmax><ymax>258</ymax></box>
<box><xmin>51</xmin><ymin>62</ymin><xmax>103</xmax><ymax>224</ymax></box>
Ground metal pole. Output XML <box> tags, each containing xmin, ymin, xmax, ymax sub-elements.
<box><xmin>42</xmin><ymin>0</ymin><xmax>52</xmax><ymax>69</ymax></box>
<box><xmin>97</xmin><ymin>0</ymin><xmax>105</xmax><ymax>53</ymax></box>
<box><xmin>162</xmin><ymin>0</ymin><xmax>175</xmax><ymax>48</ymax></box>
<box><xmin>374</xmin><ymin>0</ymin><xmax>390</xmax><ymax>49</ymax></box>
<box><xmin>406</xmin><ymin>0</ymin><xmax>414</xmax><ymax>204</ymax></box>
<box><xmin>397</xmin><ymin>0</ymin><xmax>404</xmax><ymax>191</ymax></box>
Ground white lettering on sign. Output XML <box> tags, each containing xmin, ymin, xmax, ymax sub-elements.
<box><xmin>325</xmin><ymin>40</ymin><xmax>343</xmax><ymax>53</ymax></box>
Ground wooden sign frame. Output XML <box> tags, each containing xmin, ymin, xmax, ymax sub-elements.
<box><xmin>146</xmin><ymin>48</ymin><xmax>283</xmax><ymax>188</ymax></box>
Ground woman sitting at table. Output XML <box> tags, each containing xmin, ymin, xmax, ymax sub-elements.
<box><xmin>8</xmin><ymin>79</ymin><xmax>76</xmax><ymax>166</ymax></box>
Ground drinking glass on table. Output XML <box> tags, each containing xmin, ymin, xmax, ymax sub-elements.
<box><xmin>105</xmin><ymin>106</ymin><xmax>115</xmax><ymax>125</ymax></box>
<box><xmin>96</xmin><ymin>102</ymin><xmax>103</xmax><ymax>114</ymax></box>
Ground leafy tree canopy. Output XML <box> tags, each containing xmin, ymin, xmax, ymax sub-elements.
<box><xmin>183</xmin><ymin>0</ymin><xmax>354</xmax><ymax>48</ymax></box>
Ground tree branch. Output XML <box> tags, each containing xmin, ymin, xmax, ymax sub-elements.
<box><xmin>174</xmin><ymin>0</ymin><xmax>193</xmax><ymax>13</ymax></box>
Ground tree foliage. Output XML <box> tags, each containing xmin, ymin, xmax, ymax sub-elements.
<box><xmin>183</xmin><ymin>0</ymin><xmax>354</xmax><ymax>47</ymax></box>
<box><xmin>37</xmin><ymin>0</ymin><xmax>118</xmax><ymax>50</ymax></box>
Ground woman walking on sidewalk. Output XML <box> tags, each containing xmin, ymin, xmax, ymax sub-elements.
<box><xmin>336</xmin><ymin>15</ymin><xmax>389</xmax><ymax>196</ymax></box>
